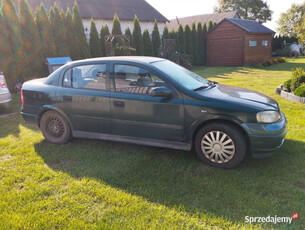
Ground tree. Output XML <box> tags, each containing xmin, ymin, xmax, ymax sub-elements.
<box><xmin>1</xmin><ymin>0</ymin><xmax>23</xmax><ymax>85</ymax></box>
<box><xmin>178</xmin><ymin>24</ymin><xmax>186</xmax><ymax>54</ymax></box>
<box><xmin>151</xmin><ymin>20</ymin><xmax>161</xmax><ymax>56</ymax></box>
<box><xmin>214</xmin><ymin>0</ymin><xmax>272</xmax><ymax>23</ymax></box>
<box><xmin>0</xmin><ymin>12</ymin><xmax>11</xmax><ymax>78</ymax></box>
<box><xmin>184</xmin><ymin>25</ymin><xmax>192</xmax><ymax>58</ymax></box>
<box><xmin>143</xmin><ymin>29</ymin><xmax>153</xmax><ymax>56</ymax></box>
<box><xmin>50</xmin><ymin>4</ymin><xmax>68</xmax><ymax>56</ymax></box>
<box><xmin>132</xmin><ymin>15</ymin><xmax>144</xmax><ymax>55</ymax></box>
<box><xmin>191</xmin><ymin>22</ymin><xmax>198</xmax><ymax>66</ymax></box>
<box><xmin>202</xmin><ymin>23</ymin><xmax>208</xmax><ymax>65</ymax></box>
<box><xmin>72</xmin><ymin>0</ymin><xmax>89</xmax><ymax>59</ymax></box>
<box><xmin>277</xmin><ymin>3</ymin><xmax>305</xmax><ymax>38</ymax></box>
<box><xmin>125</xmin><ymin>27</ymin><xmax>134</xmax><ymax>48</ymax></box>
<box><xmin>19</xmin><ymin>0</ymin><xmax>42</xmax><ymax>79</ymax></box>
<box><xmin>197</xmin><ymin>22</ymin><xmax>204</xmax><ymax>66</ymax></box>
<box><xmin>112</xmin><ymin>13</ymin><xmax>122</xmax><ymax>35</ymax></box>
<box><xmin>207</xmin><ymin>20</ymin><xmax>214</xmax><ymax>32</ymax></box>
<box><xmin>65</xmin><ymin>8</ymin><xmax>80</xmax><ymax>60</ymax></box>
<box><xmin>89</xmin><ymin>18</ymin><xmax>101</xmax><ymax>57</ymax></box>
<box><xmin>174</xmin><ymin>31</ymin><xmax>180</xmax><ymax>53</ymax></box>
<box><xmin>100</xmin><ymin>24</ymin><xmax>110</xmax><ymax>56</ymax></box>
<box><xmin>162</xmin><ymin>25</ymin><xmax>169</xmax><ymax>40</ymax></box>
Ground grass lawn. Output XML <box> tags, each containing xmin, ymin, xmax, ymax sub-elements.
<box><xmin>1</xmin><ymin>58</ymin><xmax>305</xmax><ymax>229</ymax></box>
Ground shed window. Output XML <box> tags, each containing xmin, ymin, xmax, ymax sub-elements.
<box><xmin>249</xmin><ymin>40</ymin><xmax>257</xmax><ymax>47</ymax></box>
<box><xmin>262</xmin><ymin>40</ymin><xmax>269</xmax><ymax>47</ymax></box>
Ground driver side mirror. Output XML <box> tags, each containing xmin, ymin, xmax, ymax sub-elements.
<box><xmin>151</xmin><ymin>87</ymin><xmax>173</xmax><ymax>98</ymax></box>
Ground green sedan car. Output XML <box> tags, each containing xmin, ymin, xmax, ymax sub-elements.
<box><xmin>21</xmin><ymin>57</ymin><xmax>287</xmax><ymax>168</ymax></box>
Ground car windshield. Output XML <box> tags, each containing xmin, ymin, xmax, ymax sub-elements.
<box><xmin>151</xmin><ymin>60</ymin><xmax>208</xmax><ymax>90</ymax></box>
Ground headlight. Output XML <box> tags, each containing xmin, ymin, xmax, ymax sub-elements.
<box><xmin>256</xmin><ymin>111</ymin><xmax>281</xmax><ymax>123</ymax></box>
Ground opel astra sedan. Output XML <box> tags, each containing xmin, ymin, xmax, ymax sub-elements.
<box><xmin>21</xmin><ymin>57</ymin><xmax>287</xmax><ymax>168</ymax></box>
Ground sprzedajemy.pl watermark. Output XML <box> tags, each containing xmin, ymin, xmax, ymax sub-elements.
<box><xmin>245</xmin><ymin>213</ymin><xmax>299</xmax><ymax>224</ymax></box>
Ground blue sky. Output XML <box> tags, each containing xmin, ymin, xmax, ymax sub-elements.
<box><xmin>146</xmin><ymin>0</ymin><xmax>305</xmax><ymax>32</ymax></box>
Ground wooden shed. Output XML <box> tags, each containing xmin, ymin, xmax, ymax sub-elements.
<box><xmin>206</xmin><ymin>18</ymin><xmax>275</xmax><ymax>66</ymax></box>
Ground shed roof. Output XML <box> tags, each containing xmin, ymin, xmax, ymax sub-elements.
<box><xmin>11</xmin><ymin>0</ymin><xmax>169</xmax><ymax>22</ymax></box>
<box><xmin>220</xmin><ymin>18</ymin><xmax>275</xmax><ymax>34</ymax></box>
<box><xmin>167</xmin><ymin>12</ymin><xmax>239</xmax><ymax>31</ymax></box>
<box><xmin>47</xmin><ymin>57</ymin><xmax>72</xmax><ymax>66</ymax></box>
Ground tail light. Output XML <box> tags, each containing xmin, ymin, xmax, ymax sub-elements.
<box><xmin>21</xmin><ymin>88</ymin><xmax>24</xmax><ymax>105</ymax></box>
<box><xmin>0</xmin><ymin>75</ymin><xmax>6</xmax><ymax>88</ymax></box>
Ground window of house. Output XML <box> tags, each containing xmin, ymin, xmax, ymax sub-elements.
<box><xmin>262</xmin><ymin>40</ymin><xmax>269</xmax><ymax>47</ymax></box>
<box><xmin>114</xmin><ymin>64</ymin><xmax>164</xmax><ymax>94</ymax></box>
<box><xmin>63</xmin><ymin>64</ymin><xmax>107</xmax><ymax>90</ymax></box>
<box><xmin>249</xmin><ymin>40</ymin><xmax>257</xmax><ymax>47</ymax></box>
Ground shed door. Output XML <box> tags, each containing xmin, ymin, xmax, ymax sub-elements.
<box><xmin>208</xmin><ymin>37</ymin><xmax>243</xmax><ymax>66</ymax></box>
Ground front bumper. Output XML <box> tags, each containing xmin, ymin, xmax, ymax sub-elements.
<box><xmin>243</xmin><ymin>112</ymin><xmax>287</xmax><ymax>158</ymax></box>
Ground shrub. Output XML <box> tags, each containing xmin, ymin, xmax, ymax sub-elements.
<box><xmin>262</xmin><ymin>61</ymin><xmax>268</xmax><ymax>67</ymax></box>
<box><xmin>277</xmin><ymin>57</ymin><xmax>286</xmax><ymax>63</ymax></box>
<box><xmin>283</xmin><ymin>79</ymin><xmax>292</xmax><ymax>92</ymax></box>
<box><xmin>273</xmin><ymin>59</ymin><xmax>278</xmax><ymax>64</ymax></box>
<box><xmin>266</xmin><ymin>59</ymin><xmax>273</xmax><ymax>66</ymax></box>
<box><xmin>294</xmin><ymin>84</ymin><xmax>305</xmax><ymax>97</ymax></box>
<box><xmin>291</xmin><ymin>68</ymin><xmax>305</xmax><ymax>91</ymax></box>
<box><xmin>256</xmin><ymin>63</ymin><xmax>263</xmax><ymax>68</ymax></box>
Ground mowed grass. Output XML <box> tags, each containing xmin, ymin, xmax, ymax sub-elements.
<box><xmin>0</xmin><ymin>58</ymin><xmax>305</xmax><ymax>229</ymax></box>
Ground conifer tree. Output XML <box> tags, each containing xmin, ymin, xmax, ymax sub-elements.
<box><xmin>191</xmin><ymin>22</ymin><xmax>198</xmax><ymax>66</ymax></box>
<box><xmin>0</xmin><ymin>12</ymin><xmax>11</xmax><ymax>78</ymax></box>
<box><xmin>197</xmin><ymin>22</ymin><xmax>204</xmax><ymax>65</ymax></box>
<box><xmin>65</xmin><ymin>8</ymin><xmax>80</xmax><ymax>60</ymax></box>
<box><xmin>89</xmin><ymin>18</ymin><xmax>102</xmax><ymax>57</ymax></box>
<box><xmin>125</xmin><ymin>27</ymin><xmax>134</xmax><ymax>48</ymax></box>
<box><xmin>178</xmin><ymin>24</ymin><xmax>186</xmax><ymax>54</ymax></box>
<box><xmin>19</xmin><ymin>0</ymin><xmax>42</xmax><ymax>78</ymax></box>
<box><xmin>202</xmin><ymin>23</ymin><xmax>208</xmax><ymax>65</ymax></box>
<box><xmin>151</xmin><ymin>20</ymin><xmax>161</xmax><ymax>56</ymax></box>
<box><xmin>168</xmin><ymin>29</ymin><xmax>175</xmax><ymax>39</ymax></box>
<box><xmin>162</xmin><ymin>25</ymin><xmax>169</xmax><ymax>40</ymax></box>
<box><xmin>35</xmin><ymin>3</ymin><xmax>55</xmax><ymax>58</ymax></box>
<box><xmin>143</xmin><ymin>29</ymin><xmax>153</xmax><ymax>56</ymax></box>
<box><xmin>207</xmin><ymin>20</ymin><xmax>213</xmax><ymax>32</ymax></box>
<box><xmin>132</xmin><ymin>15</ymin><xmax>144</xmax><ymax>55</ymax></box>
<box><xmin>72</xmin><ymin>0</ymin><xmax>89</xmax><ymax>59</ymax></box>
<box><xmin>100</xmin><ymin>24</ymin><xmax>110</xmax><ymax>56</ymax></box>
<box><xmin>184</xmin><ymin>25</ymin><xmax>192</xmax><ymax>58</ymax></box>
<box><xmin>174</xmin><ymin>31</ymin><xmax>180</xmax><ymax>53</ymax></box>
<box><xmin>112</xmin><ymin>13</ymin><xmax>122</xmax><ymax>35</ymax></box>
<box><xmin>1</xmin><ymin>0</ymin><xmax>23</xmax><ymax>85</ymax></box>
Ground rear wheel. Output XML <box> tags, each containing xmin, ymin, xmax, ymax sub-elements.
<box><xmin>40</xmin><ymin>111</ymin><xmax>71</xmax><ymax>144</ymax></box>
<box><xmin>195</xmin><ymin>122</ymin><xmax>247</xmax><ymax>168</ymax></box>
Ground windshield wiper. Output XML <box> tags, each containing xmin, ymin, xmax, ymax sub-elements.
<box><xmin>193</xmin><ymin>85</ymin><xmax>209</xmax><ymax>91</ymax></box>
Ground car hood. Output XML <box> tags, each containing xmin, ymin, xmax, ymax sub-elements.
<box><xmin>198</xmin><ymin>84</ymin><xmax>279</xmax><ymax>110</ymax></box>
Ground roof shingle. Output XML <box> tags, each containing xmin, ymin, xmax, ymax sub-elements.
<box><xmin>11</xmin><ymin>0</ymin><xmax>169</xmax><ymax>22</ymax></box>
<box><xmin>167</xmin><ymin>12</ymin><xmax>239</xmax><ymax>31</ymax></box>
<box><xmin>223</xmin><ymin>18</ymin><xmax>275</xmax><ymax>34</ymax></box>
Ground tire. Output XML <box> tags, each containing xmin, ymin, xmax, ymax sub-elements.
<box><xmin>194</xmin><ymin>122</ymin><xmax>247</xmax><ymax>168</ymax></box>
<box><xmin>40</xmin><ymin>110</ymin><xmax>72</xmax><ymax>144</ymax></box>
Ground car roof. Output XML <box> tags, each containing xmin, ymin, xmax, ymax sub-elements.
<box><xmin>70</xmin><ymin>56</ymin><xmax>166</xmax><ymax>65</ymax></box>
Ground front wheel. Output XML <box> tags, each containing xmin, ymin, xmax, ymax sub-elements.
<box><xmin>40</xmin><ymin>111</ymin><xmax>72</xmax><ymax>144</ymax></box>
<box><xmin>195</xmin><ymin>122</ymin><xmax>247</xmax><ymax>168</ymax></box>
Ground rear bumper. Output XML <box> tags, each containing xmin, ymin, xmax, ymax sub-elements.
<box><xmin>21</xmin><ymin>112</ymin><xmax>38</xmax><ymax>126</ymax></box>
<box><xmin>0</xmin><ymin>91</ymin><xmax>12</xmax><ymax>104</ymax></box>
<box><xmin>243</xmin><ymin>112</ymin><xmax>287</xmax><ymax>158</ymax></box>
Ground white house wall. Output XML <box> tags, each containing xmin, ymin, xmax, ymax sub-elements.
<box><xmin>82</xmin><ymin>19</ymin><xmax>165</xmax><ymax>40</ymax></box>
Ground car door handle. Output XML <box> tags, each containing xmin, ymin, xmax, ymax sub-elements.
<box><xmin>63</xmin><ymin>95</ymin><xmax>72</xmax><ymax>101</ymax></box>
<box><xmin>113</xmin><ymin>100</ymin><xmax>125</xmax><ymax>108</ymax></box>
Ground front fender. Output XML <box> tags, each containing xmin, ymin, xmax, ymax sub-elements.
<box><xmin>186</xmin><ymin>113</ymin><xmax>251</xmax><ymax>144</ymax></box>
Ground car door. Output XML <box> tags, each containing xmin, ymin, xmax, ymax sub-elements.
<box><xmin>56</xmin><ymin>62</ymin><xmax>111</xmax><ymax>134</ymax></box>
<box><xmin>110</xmin><ymin>62</ymin><xmax>184</xmax><ymax>142</ymax></box>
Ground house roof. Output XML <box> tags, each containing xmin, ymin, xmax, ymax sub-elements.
<box><xmin>11</xmin><ymin>0</ymin><xmax>169</xmax><ymax>23</ymax></box>
<box><xmin>167</xmin><ymin>11</ymin><xmax>239</xmax><ymax>31</ymax></box>
<box><xmin>46</xmin><ymin>57</ymin><xmax>72</xmax><ymax>66</ymax></box>
<box><xmin>216</xmin><ymin>18</ymin><xmax>275</xmax><ymax>34</ymax></box>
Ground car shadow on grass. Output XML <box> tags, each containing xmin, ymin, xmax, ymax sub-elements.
<box><xmin>34</xmin><ymin>137</ymin><xmax>304</xmax><ymax>228</ymax></box>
